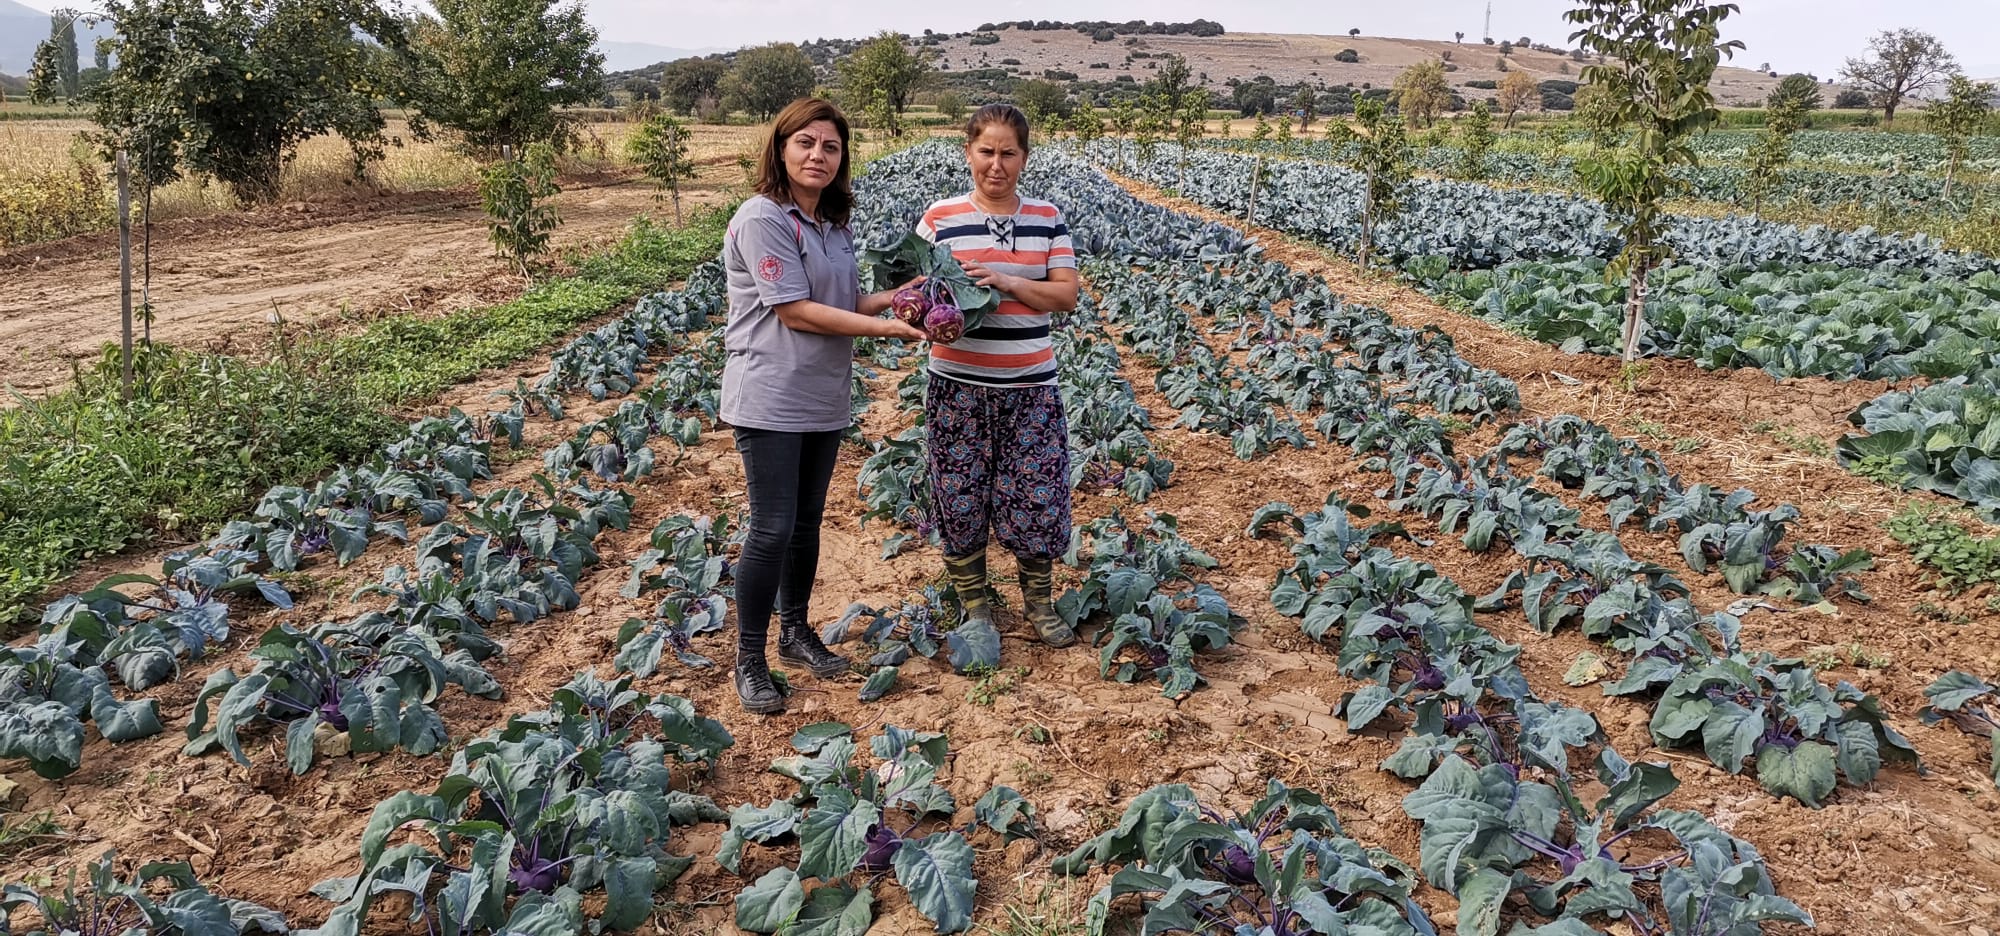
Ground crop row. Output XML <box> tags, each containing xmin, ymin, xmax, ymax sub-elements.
<box><xmin>1215</xmin><ymin>137</ymin><xmax>2000</xmax><ymax>216</ymax></box>
<box><xmin>1057</xmin><ymin>248</ymin><xmax>1855</xmax><ymax>932</ymax></box>
<box><xmin>1101</xmin><ymin>140</ymin><xmax>2000</xmax><ymax>520</ymax></box>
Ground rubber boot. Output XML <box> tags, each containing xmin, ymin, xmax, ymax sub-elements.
<box><xmin>943</xmin><ymin>550</ymin><xmax>995</xmax><ymax>629</ymax></box>
<box><xmin>1017</xmin><ymin>556</ymin><xmax>1077</xmax><ymax>648</ymax></box>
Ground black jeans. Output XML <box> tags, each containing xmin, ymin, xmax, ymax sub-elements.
<box><xmin>732</xmin><ymin>426</ymin><xmax>843</xmax><ymax>661</ymax></box>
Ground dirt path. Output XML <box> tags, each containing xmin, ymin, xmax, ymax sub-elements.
<box><xmin>0</xmin><ymin>166</ymin><xmax>742</xmax><ymax>399</ymax></box>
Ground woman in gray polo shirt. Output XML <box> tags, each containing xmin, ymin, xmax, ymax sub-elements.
<box><xmin>722</xmin><ymin>98</ymin><xmax>924</xmax><ymax>714</ymax></box>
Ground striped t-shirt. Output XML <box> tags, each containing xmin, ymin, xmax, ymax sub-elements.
<box><xmin>917</xmin><ymin>194</ymin><xmax>1077</xmax><ymax>387</ymax></box>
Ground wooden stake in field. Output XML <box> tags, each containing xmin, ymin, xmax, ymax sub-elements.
<box><xmin>116</xmin><ymin>149</ymin><xmax>133</xmax><ymax>398</ymax></box>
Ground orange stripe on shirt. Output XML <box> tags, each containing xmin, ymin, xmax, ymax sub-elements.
<box><xmin>949</xmin><ymin>246</ymin><xmax>1056</xmax><ymax>265</ymax></box>
<box><xmin>930</xmin><ymin>346</ymin><xmax>1055</xmax><ymax>368</ymax></box>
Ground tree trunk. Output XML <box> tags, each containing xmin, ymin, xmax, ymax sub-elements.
<box><xmin>1943</xmin><ymin>157</ymin><xmax>1958</xmax><ymax>203</ymax></box>
<box><xmin>1359</xmin><ymin>172</ymin><xmax>1375</xmax><ymax>270</ymax></box>
<box><xmin>1621</xmin><ymin>257</ymin><xmax>1649</xmax><ymax>363</ymax></box>
<box><xmin>1883</xmin><ymin>96</ymin><xmax>1898</xmax><ymax>124</ymax></box>
<box><xmin>1245</xmin><ymin>156</ymin><xmax>1262</xmax><ymax>224</ymax></box>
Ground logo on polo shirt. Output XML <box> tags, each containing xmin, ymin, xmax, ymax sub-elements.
<box><xmin>757</xmin><ymin>256</ymin><xmax>785</xmax><ymax>283</ymax></box>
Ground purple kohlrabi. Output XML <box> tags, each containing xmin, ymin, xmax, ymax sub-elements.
<box><xmin>924</xmin><ymin>304</ymin><xmax>965</xmax><ymax>344</ymax></box>
<box><xmin>1217</xmin><ymin>844</ymin><xmax>1257</xmax><ymax>885</ymax></box>
<box><xmin>859</xmin><ymin>824</ymin><xmax>903</xmax><ymax>872</ymax></box>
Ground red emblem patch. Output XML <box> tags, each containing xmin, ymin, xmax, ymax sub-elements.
<box><xmin>757</xmin><ymin>255</ymin><xmax>785</xmax><ymax>283</ymax></box>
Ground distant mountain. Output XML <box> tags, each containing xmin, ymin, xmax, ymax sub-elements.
<box><xmin>599</xmin><ymin>40</ymin><xmax>725</xmax><ymax>73</ymax></box>
<box><xmin>0</xmin><ymin>0</ymin><xmax>112</xmax><ymax>76</ymax></box>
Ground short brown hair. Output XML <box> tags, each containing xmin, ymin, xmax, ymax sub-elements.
<box><xmin>965</xmin><ymin>103</ymin><xmax>1031</xmax><ymax>152</ymax></box>
<box><xmin>757</xmin><ymin>98</ymin><xmax>853</xmax><ymax>226</ymax></box>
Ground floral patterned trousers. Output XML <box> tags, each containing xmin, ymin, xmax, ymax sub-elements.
<box><xmin>924</xmin><ymin>372</ymin><xmax>1073</xmax><ymax>560</ymax></box>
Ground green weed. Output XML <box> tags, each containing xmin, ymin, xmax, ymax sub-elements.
<box><xmin>1887</xmin><ymin>503</ymin><xmax>2000</xmax><ymax>593</ymax></box>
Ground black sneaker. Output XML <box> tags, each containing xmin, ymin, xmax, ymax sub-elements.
<box><xmin>778</xmin><ymin>624</ymin><xmax>851</xmax><ymax>678</ymax></box>
<box><xmin>735</xmin><ymin>657</ymin><xmax>785</xmax><ymax>714</ymax></box>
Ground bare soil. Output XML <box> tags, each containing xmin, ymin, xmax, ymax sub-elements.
<box><xmin>3</xmin><ymin>176</ymin><xmax>1999</xmax><ymax>936</ymax></box>
<box><xmin>933</xmin><ymin>29</ymin><xmax>1787</xmax><ymax>108</ymax></box>
<box><xmin>0</xmin><ymin>163</ymin><xmax>745</xmax><ymax>400</ymax></box>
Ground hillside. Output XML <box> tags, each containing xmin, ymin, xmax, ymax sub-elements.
<box><xmin>0</xmin><ymin>0</ymin><xmax>113</xmax><ymax>76</ymax></box>
<box><xmin>933</xmin><ymin>28</ymin><xmax>1791</xmax><ymax>108</ymax></box>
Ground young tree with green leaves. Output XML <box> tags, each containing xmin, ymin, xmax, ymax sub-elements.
<box><xmin>935</xmin><ymin>90</ymin><xmax>967</xmax><ymax>121</ymax></box>
<box><xmin>1497</xmin><ymin>69</ymin><xmax>1539</xmax><ymax>127</ymax></box>
<box><xmin>1768</xmin><ymin>73</ymin><xmax>1823</xmax><ymax>114</ymax></box>
<box><xmin>33</xmin><ymin>0</ymin><xmax>406</xmax><ymax>203</ymax></box>
<box><xmin>398</xmin><ymin>0</ymin><xmax>604</xmax><ymax>152</ymax></box>
<box><xmin>1928</xmin><ymin>75</ymin><xmax>1996</xmax><ymax>201</ymax></box>
<box><xmin>1274</xmin><ymin>107</ymin><xmax>1293</xmax><ymax>152</ymax></box>
<box><xmin>839</xmin><ymin>32</ymin><xmax>931</xmax><ymax>121</ymax></box>
<box><xmin>1348</xmin><ymin>98</ymin><xmax>1411</xmax><ymax>270</ymax></box>
<box><xmin>1015</xmin><ymin>78</ymin><xmax>1069</xmax><ymax>125</ymax></box>
<box><xmin>1173</xmin><ymin>87</ymin><xmax>1208</xmax><ymax>185</ymax></box>
<box><xmin>1250</xmin><ymin>112</ymin><xmax>1271</xmax><ymax>142</ymax></box>
<box><xmin>1133</xmin><ymin>92</ymin><xmax>1168</xmax><ymax>170</ymax></box>
<box><xmin>1292</xmin><ymin>85</ymin><xmax>1317</xmax><ymax>130</ymax></box>
<box><xmin>1565</xmin><ymin>0</ymin><xmax>1743</xmax><ymax>362</ymax></box>
<box><xmin>1071</xmin><ymin>103</ymin><xmax>1104</xmax><ymax>142</ymax></box>
<box><xmin>1394</xmin><ymin>59</ymin><xmax>1453</xmax><ymax>128</ymax></box>
<box><xmin>719</xmin><ymin>43</ymin><xmax>816</xmax><ymax>120</ymax></box>
<box><xmin>1457</xmin><ymin>101</ymin><xmax>1495</xmax><ymax>179</ymax></box>
<box><xmin>51</xmin><ymin>15</ymin><xmax>81</xmax><ymax>100</ymax></box>
<box><xmin>626</xmin><ymin>112</ymin><xmax>694</xmax><ymax>224</ymax></box>
<box><xmin>1147</xmin><ymin>53</ymin><xmax>1193</xmax><ymax>113</ymax></box>
<box><xmin>1745</xmin><ymin>92</ymin><xmax>1805</xmax><ymax>215</ymax></box>
<box><xmin>480</xmin><ymin>142</ymin><xmax>562</xmax><ymax>277</ymax></box>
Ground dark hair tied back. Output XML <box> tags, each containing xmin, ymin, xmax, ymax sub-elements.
<box><xmin>964</xmin><ymin>103</ymin><xmax>1031</xmax><ymax>152</ymax></box>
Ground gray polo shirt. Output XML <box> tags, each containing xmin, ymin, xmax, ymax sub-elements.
<box><xmin>719</xmin><ymin>195</ymin><xmax>859</xmax><ymax>432</ymax></box>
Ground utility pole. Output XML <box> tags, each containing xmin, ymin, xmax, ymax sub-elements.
<box><xmin>1484</xmin><ymin>2</ymin><xmax>1493</xmax><ymax>43</ymax></box>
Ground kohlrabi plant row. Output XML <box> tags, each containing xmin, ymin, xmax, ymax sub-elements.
<box><xmin>1213</xmin><ymin>136</ymin><xmax>2000</xmax><ymax>216</ymax></box>
<box><xmin>1409</xmin><ymin>257</ymin><xmax>2000</xmax><ymax>386</ymax></box>
<box><xmin>1244</xmin><ymin>499</ymin><xmax>1820</xmax><ymax>934</ymax></box>
<box><xmin>1097</xmin><ymin>141</ymin><xmax>1998</xmax><ymax>278</ymax></box>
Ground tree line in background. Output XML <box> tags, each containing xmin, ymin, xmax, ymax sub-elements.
<box><xmin>21</xmin><ymin>0</ymin><xmax>1997</xmax><ymax>218</ymax></box>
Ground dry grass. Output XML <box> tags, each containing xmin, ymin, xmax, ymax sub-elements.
<box><xmin>0</xmin><ymin>117</ymin><xmax>770</xmax><ymax>250</ymax></box>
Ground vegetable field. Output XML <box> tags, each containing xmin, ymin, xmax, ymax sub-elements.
<box><xmin>5</xmin><ymin>138</ymin><xmax>2000</xmax><ymax>936</ymax></box>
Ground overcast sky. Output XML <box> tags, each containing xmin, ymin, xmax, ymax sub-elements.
<box><xmin>18</xmin><ymin>0</ymin><xmax>2000</xmax><ymax>78</ymax></box>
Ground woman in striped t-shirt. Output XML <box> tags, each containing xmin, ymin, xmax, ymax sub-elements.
<box><xmin>918</xmin><ymin>104</ymin><xmax>1081</xmax><ymax>649</ymax></box>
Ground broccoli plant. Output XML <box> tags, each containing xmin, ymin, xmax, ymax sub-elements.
<box><xmin>1649</xmin><ymin>653</ymin><xmax>1918</xmax><ymax>806</ymax></box>
<box><xmin>183</xmin><ymin>624</ymin><xmax>499</xmax><ymax>774</ymax></box>
<box><xmin>824</xmin><ymin>587</ymin><xmax>1000</xmax><ymax>676</ymax></box>
<box><xmin>1919</xmin><ymin>671</ymin><xmax>2000</xmax><ymax>788</ymax></box>
<box><xmin>1052</xmin><ymin>780</ymin><xmax>1436</xmax><ymax>935</ymax></box>
<box><xmin>719</xmin><ymin>724</ymin><xmax>1032</xmax><ymax>934</ymax></box>
<box><xmin>1403</xmin><ymin>748</ymin><xmax>1811</xmax><ymax>935</ymax></box>
<box><xmin>0</xmin><ymin>850</ymin><xmax>288</xmax><ymax>935</ymax></box>
<box><xmin>307</xmin><ymin>671</ymin><xmax>731</xmax><ymax>936</ymax></box>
